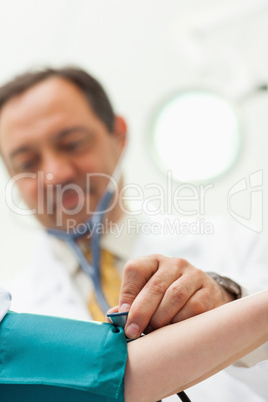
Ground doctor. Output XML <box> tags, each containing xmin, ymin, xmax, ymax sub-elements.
<box><xmin>0</xmin><ymin>67</ymin><xmax>268</xmax><ymax>401</ymax></box>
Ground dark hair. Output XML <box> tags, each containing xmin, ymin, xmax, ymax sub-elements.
<box><xmin>0</xmin><ymin>66</ymin><xmax>115</xmax><ymax>132</ymax></box>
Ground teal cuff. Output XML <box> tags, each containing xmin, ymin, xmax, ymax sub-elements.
<box><xmin>0</xmin><ymin>312</ymin><xmax>127</xmax><ymax>401</ymax></box>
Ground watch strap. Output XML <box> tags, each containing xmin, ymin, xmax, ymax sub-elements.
<box><xmin>206</xmin><ymin>272</ymin><xmax>242</xmax><ymax>299</ymax></box>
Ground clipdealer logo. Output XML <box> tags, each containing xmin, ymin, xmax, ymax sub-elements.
<box><xmin>5</xmin><ymin>170</ymin><xmax>214</xmax><ymax>222</ymax></box>
<box><xmin>7</xmin><ymin>169</ymin><xmax>264</xmax><ymax>234</ymax></box>
<box><xmin>227</xmin><ymin>170</ymin><xmax>263</xmax><ymax>233</ymax></box>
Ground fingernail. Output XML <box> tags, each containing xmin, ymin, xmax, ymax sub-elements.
<box><xmin>119</xmin><ymin>303</ymin><xmax>130</xmax><ymax>313</ymax></box>
<box><xmin>125</xmin><ymin>323</ymin><xmax>140</xmax><ymax>339</ymax></box>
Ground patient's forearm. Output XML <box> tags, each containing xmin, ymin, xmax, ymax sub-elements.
<box><xmin>125</xmin><ymin>290</ymin><xmax>268</xmax><ymax>402</ymax></box>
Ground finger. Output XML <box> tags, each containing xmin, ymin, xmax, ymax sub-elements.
<box><xmin>171</xmin><ymin>273</ymin><xmax>236</xmax><ymax>323</ymax></box>
<box><xmin>106</xmin><ymin>305</ymin><xmax>119</xmax><ymax>323</ymax></box>
<box><xmin>147</xmin><ymin>271</ymin><xmax>203</xmax><ymax>329</ymax></box>
<box><xmin>124</xmin><ymin>257</ymin><xmax>183</xmax><ymax>339</ymax></box>
<box><xmin>162</xmin><ymin>270</ymin><xmax>230</xmax><ymax>324</ymax></box>
<box><xmin>170</xmin><ymin>285</ymin><xmax>218</xmax><ymax>323</ymax></box>
<box><xmin>106</xmin><ymin>305</ymin><xmax>119</xmax><ymax>315</ymax></box>
<box><xmin>119</xmin><ymin>255</ymin><xmax>160</xmax><ymax>312</ymax></box>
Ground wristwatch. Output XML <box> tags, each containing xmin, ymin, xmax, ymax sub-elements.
<box><xmin>206</xmin><ymin>272</ymin><xmax>242</xmax><ymax>299</ymax></box>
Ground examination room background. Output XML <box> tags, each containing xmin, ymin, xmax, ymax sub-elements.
<box><xmin>0</xmin><ymin>0</ymin><xmax>268</xmax><ymax>281</ymax></box>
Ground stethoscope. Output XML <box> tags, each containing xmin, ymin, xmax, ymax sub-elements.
<box><xmin>46</xmin><ymin>155</ymin><xmax>123</xmax><ymax>315</ymax></box>
<box><xmin>47</xmin><ymin>185</ymin><xmax>114</xmax><ymax>314</ymax></box>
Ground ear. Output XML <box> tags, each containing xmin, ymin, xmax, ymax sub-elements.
<box><xmin>113</xmin><ymin>115</ymin><xmax>127</xmax><ymax>151</ymax></box>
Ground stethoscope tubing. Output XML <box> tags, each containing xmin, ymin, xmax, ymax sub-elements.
<box><xmin>47</xmin><ymin>188</ymin><xmax>115</xmax><ymax>314</ymax></box>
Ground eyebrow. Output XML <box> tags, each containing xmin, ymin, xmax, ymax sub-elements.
<box><xmin>56</xmin><ymin>126</ymin><xmax>90</xmax><ymax>139</ymax></box>
<box><xmin>9</xmin><ymin>126</ymin><xmax>90</xmax><ymax>159</ymax></box>
<box><xmin>10</xmin><ymin>145</ymin><xmax>33</xmax><ymax>159</ymax></box>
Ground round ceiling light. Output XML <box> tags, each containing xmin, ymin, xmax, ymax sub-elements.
<box><xmin>149</xmin><ymin>89</ymin><xmax>242</xmax><ymax>183</ymax></box>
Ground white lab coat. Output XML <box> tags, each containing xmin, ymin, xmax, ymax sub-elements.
<box><xmin>5</xmin><ymin>214</ymin><xmax>268</xmax><ymax>401</ymax></box>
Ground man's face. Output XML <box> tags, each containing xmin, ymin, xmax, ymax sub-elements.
<box><xmin>0</xmin><ymin>77</ymin><xmax>126</xmax><ymax>230</ymax></box>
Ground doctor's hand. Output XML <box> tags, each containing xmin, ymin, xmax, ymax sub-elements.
<box><xmin>118</xmin><ymin>254</ymin><xmax>235</xmax><ymax>339</ymax></box>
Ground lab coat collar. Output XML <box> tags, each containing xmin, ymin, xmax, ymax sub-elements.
<box><xmin>45</xmin><ymin>213</ymin><xmax>138</xmax><ymax>276</ymax></box>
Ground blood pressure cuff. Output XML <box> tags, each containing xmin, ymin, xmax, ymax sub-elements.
<box><xmin>0</xmin><ymin>311</ymin><xmax>127</xmax><ymax>401</ymax></box>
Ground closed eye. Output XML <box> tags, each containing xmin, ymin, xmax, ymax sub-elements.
<box><xmin>61</xmin><ymin>140</ymin><xmax>85</xmax><ymax>152</ymax></box>
<box><xmin>12</xmin><ymin>155</ymin><xmax>40</xmax><ymax>173</ymax></box>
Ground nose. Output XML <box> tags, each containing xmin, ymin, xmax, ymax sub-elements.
<box><xmin>42</xmin><ymin>151</ymin><xmax>77</xmax><ymax>186</ymax></box>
